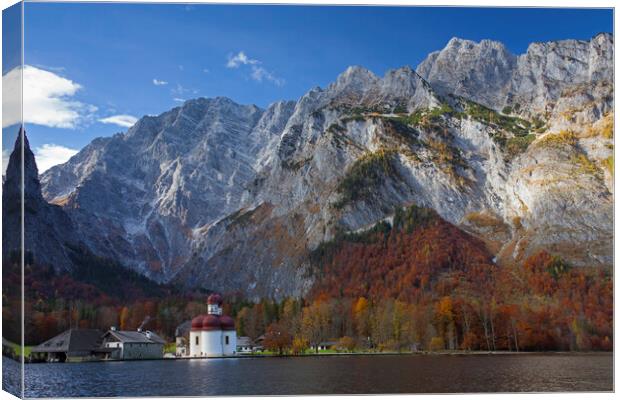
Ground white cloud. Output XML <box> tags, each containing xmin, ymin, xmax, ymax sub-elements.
<box><xmin>226</xmin><ymin>51</ymin><xmax>259</xmax><ymax>68</ymax></box>
<box><xmin>173</xmin><ymin>98</ymin><xmax>185</xmax><ymax>103</ymax></box>
<box><xmin>3</xmin><ymin>65</ymin><xmax>96</xmax><ymax>129</ymax></box>
<box><xmin>98</xmin><ymin>114</ymin><xmax>138</xmax><ymax>128</ymax></box>
<box><xmin>203</xmin><ymin>68</ymin><xmax>210</xmax><ymax>73</ymax></box>
<box><xmin>34</xmin><ymin>144</ymin><xmax>79</xmax><ymax>173</ymax></box>
<box><xmin>32</xmin><ymin>64</ymin><xmax>66</xmax><ymax>73</ymax></box>
<box><xmin>251</xmin><ymin>66</ymin><xmax>285</xmax><ymax>86</ymax></box>
<box><xmin>153</xmin><ymin>78</ymin><xmax>168</xmax><ymax>86</ymax></box>
<box><xmin>2</xmin><ymin>149</ymin><xmax>11</xmax><ymax>175</ymax></box>
<box><xmin>226</xmin><ymin>51</ymin><xmax>284</xmax><ymax>86</ymax></box>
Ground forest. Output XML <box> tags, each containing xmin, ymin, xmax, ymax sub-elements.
<box><xmin>2</xmin><ymin>205</ymin><xmax>612</xmax><ymax>353</ymax></box>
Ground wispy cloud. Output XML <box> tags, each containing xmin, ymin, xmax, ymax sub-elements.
<box><xmin>251</xmin><ymin>66</ymin><xmax>285</xmax><ymax>86</ymax></box>
<box><xmin>226</xmin><ymin>51</ymin><xmax>284</xmax><ymax>86</ymax></box>
<box><xmin>98</xmin><ymin>114</ymin><xmax>138</xmax><ymax>128</ymax></box>
<box><xmin>34</xmin><ymin>144</ymin><xmax>79</xmax><ymax>173</ymax></box>
<box><xmin>226</xmin><ymin>51</ymin><xmax>260</xmax><ymax>68</ymax></box>
<box><xmin>203</xmin><ymin>68</ymin><xmax>210</xmax><ymax>73</ymax></box>
<box><xmin>171</xmin><ymin>84</ymin><xmax>198</xmax><ymax>97</ymax></box>
<box><xmin>153</xmin><ymin>78</ymin><xmax>168</xmax><ymax>86</ymax></box>
<box><xmin>173</xmin><ymin>98</ymin><xmax>185</xmax><ymax>103</ymax></box>
<box><xmin>3</xmin><ymin>65</ymin><xmax>97</xmax><ymax>129</ymax></box>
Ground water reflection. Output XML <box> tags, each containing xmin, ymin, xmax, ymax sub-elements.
<box><xmin>13</xmin><ymin>353</ymin><xmax>613</xmax><ymax>397</ymax></box>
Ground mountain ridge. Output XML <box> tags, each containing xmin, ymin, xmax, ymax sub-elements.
<box><xmin>30</xmin><ymin>34</ymin><xmax>614</xmax><ymax>299</ymax></box>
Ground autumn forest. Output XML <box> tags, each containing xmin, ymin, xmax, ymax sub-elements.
<box><xmin>3</xmin><ymin>205</ymin><xmax>612</xmax><ymax>354</ymax></box>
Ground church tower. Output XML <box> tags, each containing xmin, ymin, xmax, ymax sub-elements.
<box><xmin>189</xmin><ymin>293</ymin><xmax>236</xmax><ymax>357</ymax></box>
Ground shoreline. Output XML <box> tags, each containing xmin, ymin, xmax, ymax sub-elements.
<box><xmin>12</xmin><ymin>350</ymin><xmax>613</xmax><ymax>364</ymax></box>
<box><xmin>172</xmin><ymin>350</ymin><xmax>613</xmax><ymax>360</ymax></box>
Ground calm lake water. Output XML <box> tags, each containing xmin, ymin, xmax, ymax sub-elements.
<box><xmin>4</xmin><ymin>353</ymin><xmax>613</xmax><ymax>397</ymax></box>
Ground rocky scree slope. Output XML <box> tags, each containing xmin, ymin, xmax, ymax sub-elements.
<box><xmin>39</xmin><ymin>35</ymin><xmax>614</xmax><ymax>299</ymax></box>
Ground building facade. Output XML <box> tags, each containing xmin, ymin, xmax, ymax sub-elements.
<box><xmin>189</xmin><ymin>293</ymin><xmax>237</xmax><ymax>357</ymax></box>
<box><xmin>101</xmin><ymin>328</ymin><xmax>165</xmax><ymax>360</ymax></box>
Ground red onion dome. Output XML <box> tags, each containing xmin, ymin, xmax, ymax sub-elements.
<box><xmin>207</xmin><ymin>293</ymin><xmax>223</xmax><ymax>306</ymax></box>
<box><xmin>191</xmin><ymin>315</ymin><xmax>205</xmax><ymax>330</ymax></box>
<box><xmin>220</xmin><ymin>315</ymin><xmax>235</xmax><ymax>331</ymax></box>
<box><xmin>202</xmin><ymin>314</ymin><xmax>222</xmax><ymax>331</ymax></box>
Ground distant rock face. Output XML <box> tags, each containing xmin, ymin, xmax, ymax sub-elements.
<box><xmin>3</xmin><ymin>130</ymin><xmax>80</xmax><ymax>271</ymax></box>
<box><xmin>41</xmin><ymin>97</ymin><xmax>292</xmax><ymax>282</ymax></box>
<box><xmin>416</xmin><ymin>38</ymin><xmax>517</xmax><ymax>108</ymax></box>
<box><xmin>417</xmin><ymin>33</ymin><xmax>614</xmax><ymax>129</ymax></box>
<box><xmin>39</xmin><ymin>34</ymin><xmax>613</xmax><ymax>299</ymax></box>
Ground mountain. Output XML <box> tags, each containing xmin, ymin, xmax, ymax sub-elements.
<box><xmin>417</xmin><ymin>34</ymin><xmax>613</xmax><ymax>130</ymax></box>
<box><xmin>2</xmin><ymin>130</ymin><xmax>81</xmax><ymax>271</ymax></box>
<box><xmin>38</xmin><ymin>35</ymin><xmax>614</xmax><ymax>299</ymax></box>
<box><xmin>2</xmin><ymin>129</ymin><xmax>175</xmax><ymax>305</ymax></box>
<box><xmin>40</xmin><ymin>97</ymin><xmax>290</xmax><ymax>282</ymax></box>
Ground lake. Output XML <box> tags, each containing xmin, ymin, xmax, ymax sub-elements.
<box><xmin>3</xmin><ymin>353</ymin><xmax>613</xmax><ymax>397</ymax></box>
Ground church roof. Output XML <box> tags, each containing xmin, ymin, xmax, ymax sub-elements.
<box><xmin>220</xmin><ymin>315</ymin><xmax>235</xmax><ymax>330</ymax></box>
<box><xmin>202</xmin><ymin>315</ymin><xmax>222</xmax><ymax>331</ymax></box>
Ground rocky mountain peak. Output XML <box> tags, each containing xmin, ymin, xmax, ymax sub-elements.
<box><xmin>328</xmin><ymin>65</ymin><xmax>381</xmax><ymax>100</ymax></box>
<box><xmin>417</xmin><ymin>36</ymin><xmax>517</xmax><ymax>107</ymax></box>
<box><xmin>337</xmin><ymin>65</ymin><xmax>379</xmax><ymax>83</ymax></box>
<box><xmin>3</xmin><ymin>128</ymin><xmax>80</xmax><ymax>271</ymax></box>
<box><xmin>380</xmin><ymin>66</ymin><xmax>436</xmax><ymax>108</ymax></box>
<box><xmin>444</xmin><ymin>36</ymin><xmax>512</xmax><ymax>53</ymax></box>
<box><xmin>385</xmin><ymin>65</ymin><xmax>415</xmax><ymax>76</ymax></box>
<box><xmin>4</xmin><ymin>128</ymin><xmax>43</xmax><ymax>205</ymax></box>
<box><xmin>417</xmin><ymin>33</ymin><xmax>613</xmax><ymax>126</ymax></box>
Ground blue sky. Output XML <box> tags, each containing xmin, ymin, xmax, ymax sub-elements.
<box><xmin>2</xmin><ymin>3</ymin><xmax>613</xmax><ymax>173</ymax></box>
<box><xmin>2</xmin><ymin>2</ymin><xmax>21</xmax><ymax>170</ymax></box>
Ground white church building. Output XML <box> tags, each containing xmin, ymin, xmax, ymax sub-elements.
<box><xmin>189</xmin><ymin>293</ymin><xmax>237</xmax><ymax>357</ymax></box>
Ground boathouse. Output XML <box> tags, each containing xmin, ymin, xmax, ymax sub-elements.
<box><xmin>30</xmin><ymin>329</ymin><xmax>106</xmax><ymax>362</ymax></box>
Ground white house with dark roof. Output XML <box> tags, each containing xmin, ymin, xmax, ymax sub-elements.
<box><xmin>236</xmin><ymin>336</ymin><xmax>254</xmax><ymax>354</ymax></box>
<box><xmin>101</xmin><ymin>328</ymin><xmax>165</xmax><ymax>360</ymax></box>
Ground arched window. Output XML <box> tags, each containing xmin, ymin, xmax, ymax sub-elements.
<box><xmin>195</xmin><ymin>336</ymin><xmax>199</xmax><ymax>345</ymax></box>
<box><xmin>225</xmin><ymin>336</ymin><xmax>229</xmax><ymax>345</ymax></box>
